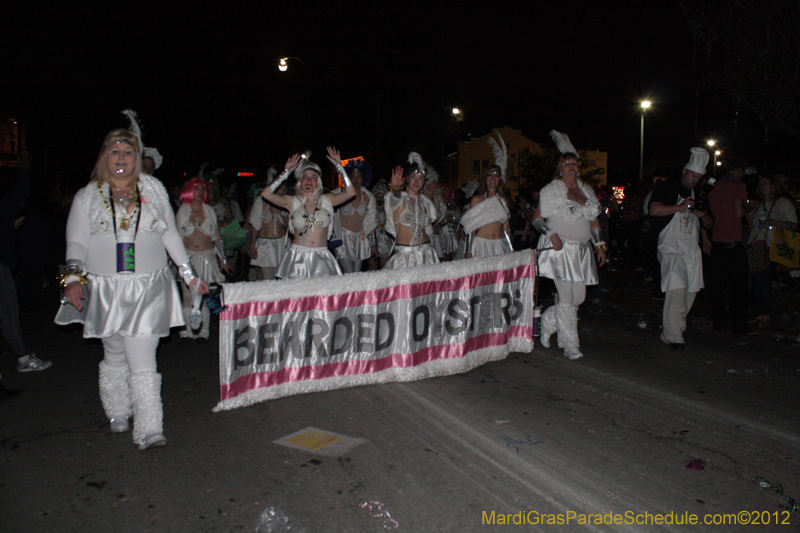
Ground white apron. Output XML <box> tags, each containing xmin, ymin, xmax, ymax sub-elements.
<box><xmin>657</xmin><ymin>197</ymin><xmax>703</xmax><ymax>293</ymax></box>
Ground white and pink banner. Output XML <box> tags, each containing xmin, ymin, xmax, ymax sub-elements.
<box><xmin>214</xmin><ymin>251</ymin><xmax>536</xmax><ymax>411</ymax></box>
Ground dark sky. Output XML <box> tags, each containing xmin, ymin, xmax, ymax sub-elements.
<box><xmin>4</xmin><ymin>2</ymin><xmax>748</xmax><ymax>186</ymax></box>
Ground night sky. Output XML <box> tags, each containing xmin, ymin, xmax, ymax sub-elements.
<box><xmin>3</xmin><ymin>2</ymin><xmax>775</xmax><ymax>188</ymax></box>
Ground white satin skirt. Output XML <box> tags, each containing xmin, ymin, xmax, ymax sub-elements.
<box><xmin>188</xmin><ymin>248</ymin><xmax>226</xmax><ymax>284</ymax></box>
<box><xmin>472</xmin><ymin>236</ymin><xmax>511</xmax><ymax>258</ymax></box>
<box><xmin>83</xmin><ymin>267</ymin><xmax>184</xmax><ymax>338</ymax></box>
<box><xmin>384</xmin><ymin>243</ymin><xmax>439</xmax><ymax>270</ymax></box>
<box><xmin>537</xmin><ymin>236</ymin><xmax>598</xmax><ymax>285</ymax></box>
<box><xmin>335</xmin><ymin>228</ymin><xmax>372</xmax><ymax>261</ymax></box>
<box><xmin>277</xmin><ymin>244</ymin><xmax>342</xmax><ymax>279</ymax></box>
<box><xmin>251</xmin><ymin>237</ymin><xmax>287</xmax><ymax>267</ymax></box>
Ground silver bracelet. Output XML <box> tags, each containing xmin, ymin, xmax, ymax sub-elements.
<box><xmin>337</xmin><ymin>164</ymin><xmax>352</xmax><ymax>188</ymax></box>
<box><xmin>214</xmin><ymin>241</ymin><xmax>228</xmax><ymax>265</ymax></box>
<box><xmin>591</xmin><ymin>227</ymin><xmax>603</xmax><ymax>246</ymax></box>
<box><xmin>269</xmin><ymin>169</ymin><xmax>291</xmax><ymax>192</ymax></box>
<box><xmin>178</xmin><ymin>262</ymin><xmax>198</xmax><ymax>285</ymax></box>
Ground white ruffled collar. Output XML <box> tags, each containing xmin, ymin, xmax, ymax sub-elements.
<box><xmin>81</xmin><ymin>174</ymin><xmax>171</xmax><ymax>235</ymax></box>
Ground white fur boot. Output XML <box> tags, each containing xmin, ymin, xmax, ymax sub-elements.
<box><xmin>129</xmin><ymin>371</ymin><xmax>166</xmax><ymax>450</ymax></box>
<box><xmin>539</xmin><ymin>306</ymin><xmax>557</xmax><ymax>348</ymax></box>
<box><xmin>98</xmin><ymin>361</ymin><xmax>132</xmax><ymax>433</ymax></box>
<box><xmin>197</xmin><ymin>304</ymin><xmax>210</xmax><ymax>340</ymax></box>
<box><xmin>555</xmin><ymin>304</ymin><xmax>583</xmax><ymax>360</ymax></box>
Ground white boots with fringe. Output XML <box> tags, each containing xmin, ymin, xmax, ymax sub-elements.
<box><xmin>98</xmin><ymin>362</ymin><xmax>166</xmax><ymax>450</ymax></box>
<box><xmin>98</xmin><ymin>361</ymin><xmax>132</xmax><ymax>433</ymax></box>
<box><xmin>539</xmin><ymin>304</ymin><xmax>583</xmax><ymax>360</ymax></box>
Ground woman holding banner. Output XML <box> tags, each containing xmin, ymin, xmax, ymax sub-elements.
<box><xmin>58</xmin><ymin>112</ymin><xmax>208</xmax><ymax>450</ymax></box>
<box><xmin>259</xmin><ymin>148</ymin><xmax>355</xmax><ymax>279</ymax></box>
<box><xmin>532</xmin><ymin>131</ymin><xmax>607</xmax><ymax>360</ymax></box>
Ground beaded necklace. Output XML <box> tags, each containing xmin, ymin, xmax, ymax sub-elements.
<box><xmin>297</xmin><ymin>198</ymin><xmax>322</xmax><ymax>246</ymax></box>
<box><xmin>97</xmin><ymin>182</ymin><xmax>141</xmax><ymax>235</ymax></box>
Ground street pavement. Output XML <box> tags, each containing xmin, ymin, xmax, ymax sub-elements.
<box><xmin>2</xmin><ymin>264</ymin><xmax>799</xmax><ymax>532</ymax></box>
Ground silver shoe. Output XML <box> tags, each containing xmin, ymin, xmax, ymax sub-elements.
<box><xmin>139</xmin><ymin>433</ymin><xmax>167</xmax><ymax>450</ymax></box>
<box><xmin>110</xmin><ymin>417</ymin><xmax>130</xmax><ymax>433</ymax></box>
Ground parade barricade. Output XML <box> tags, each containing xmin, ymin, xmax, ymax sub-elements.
<box><xmin>214</xmin><ymin>250</ymin><xmax>536</xmax><ymax>411</ymax></box>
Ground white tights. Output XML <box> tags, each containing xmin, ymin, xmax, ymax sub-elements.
<box><xmin>102</xmin><ymin>335</ymin><xmax>160</xmax><ymax>373</ymax></box>
<box><xmin>553</xmin><ymin>279</ymin><xmax>586</xmax><ymax>307</ymax></box>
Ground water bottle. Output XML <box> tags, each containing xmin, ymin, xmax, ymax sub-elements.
<box><xmin>533</xmin><ymin>307</ymin><xmax>541</xmax><ymax>337</ymax></box>
<box><xmin>116</xmin><ymin>233</ymin><xmax>135</xmax><ymax>273</ymax></box>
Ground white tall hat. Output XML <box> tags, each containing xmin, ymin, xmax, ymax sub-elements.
<box><xmin>142</xmin><ymin>147</ymin><xmax>163</xmax><ymax>169</ymax></box>
<box><xmin>684</xmin><ymin>147</ymin><xmax>709</xmax><ymax>175</ymax></box>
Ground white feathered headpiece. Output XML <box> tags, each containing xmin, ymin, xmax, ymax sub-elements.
<box><xmin>121</xmin><ymin>109</ymin><xmax>143</xmax><ymax>150</ymax></box>
<box><xmin>486</xmin><ymin>131</ymin><xmax>508</xmax><ymax>181</ymax></box>
<box><xmin>142</xmin><ymin>147</ymin><xmax>163</xmax><ymax>169</ymax></box>
<box><xmin>405</xmin><ymin>152</ymin><xmax>427</xmax><ymax>178</ymax></box>
<box><xmin>549</xmin><ymin>129</ymin><xmax>578</xmax><ymax>156</ymax></box>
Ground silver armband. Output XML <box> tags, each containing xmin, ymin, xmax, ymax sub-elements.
<box><xmin>337</xmin><ymin>164</ymin><xmax>352</xmax><ymax>188</ymax></box>
<box><xmin>591</xmin><ymin>227</ymin><xmax>604</xmax><ymax>246</ymax></box>
<box><xmin>214</xmin><ymin>241</ymin><xmax>228</xmax><ymax>264</ymax></box>
<box><xmin>532</xmin><ymin>218</ymin><xmax>552</xmax><ymax>236</ymax></box>
<box><xmin>465</xmin><ymin>232</ymin><xmax>473</xmax><ymax>255</ymax></box>
<box><xmin>368</xmin><ymin>231</ymin><xmax>377</xmax><ymax>247</ymax></box>
<box><xmin>178</xmin><ymin>262</ymin><xmax>198</xmax><ymax>285</ymax></box>
<box><xmin>269</xmin><ymin>168</ymin><xmax>291</xmax><ymax>192</ymax></box>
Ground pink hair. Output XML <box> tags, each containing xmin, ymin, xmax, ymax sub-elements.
<box><xmin>181</xmin><ymin>177</ymin><xmax>208</xmax><ymax>204</ymax></box>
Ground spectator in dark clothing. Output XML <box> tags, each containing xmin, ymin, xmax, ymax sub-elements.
<box><xmin>707</xmin><ymin>156</ymin><xmax>751</xmax><ymax>334</ymax></box>
<box><xmin>0</xmin><ymin>152</ymin><xmax>52</xmax><ymax>377</ymax></box>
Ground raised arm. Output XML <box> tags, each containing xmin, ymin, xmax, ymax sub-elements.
<box><xmin>326</xmin><ymin>146</ymin><xmax>356</xmax><ymax>207</ymax></box>
<box><xmin>260</xmin><ymin>154</ymin><xmax>299</xmax><ymax>211</ymax></box>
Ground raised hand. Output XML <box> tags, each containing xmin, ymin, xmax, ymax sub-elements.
<box><xmin>285</xmin><ymin>154</ymin><xmax>302</xmax><ymax>172</ymax></box>
<box><xmin>326</xmin><ymin>146</ymin><xmax>342</xmax><ymax>167</ymax></box>
<box><xmin>390</xmin><ymin>166</ymin><xmax>404</xmax><ymax>190</ymax></box>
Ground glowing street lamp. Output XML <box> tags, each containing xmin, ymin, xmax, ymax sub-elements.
<box><xmin>278</xmin><ymin>56</ymin><xmax>307</xmax><ymax>72</ymax></box>
<box><xmin>451</xmin><ymin>107</ymin><xmax>461</xmax><ymax>115</ymax></box>
<box><xmin>639</xmin><ymin>101</ymin><xmax>651</xmax><ymax>181</ymax></box>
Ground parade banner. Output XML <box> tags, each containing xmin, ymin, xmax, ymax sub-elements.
<box><xmin>214</xmin><ymin>251</ymin><xmax>536</xmax><ymax>411</ymax></box>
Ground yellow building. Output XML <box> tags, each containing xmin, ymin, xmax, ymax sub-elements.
<box><xmin>453</xmin><ymin>126</ymin><xmax>607</xmax><ymax>198</ymax></box>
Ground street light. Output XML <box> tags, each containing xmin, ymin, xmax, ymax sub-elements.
<box><xmin>707</xmin><ymin>141</ymin><xmax>720</xmax><ymax>174</ymax></box>
<box><xmin>278</xmin><ymin>56</ymin><xmax>307</xmax><ymax>72</ymax></box>
<box><xmin>639</xmin><ymin>101</ymin><xmax>651</xmax><ymax>181</ymax></box>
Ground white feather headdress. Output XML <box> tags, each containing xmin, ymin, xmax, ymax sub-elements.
<box><xmin>407</xmin><ymin>152</ymin><xmax>427</xmax><ymax>177</ymax></box>
<box><xmin>121</xmin><ymin>109</ymin><xmax>143</xmax><ymax>150</ymax></box>
<box><xmin>549</xmin><ymin>130</ymin><xmax>578</xmax><ymax>155</ymax></box>
<box><xmin>486</xmin><ymin>131</ymin><xmax>508</xmax><ymax>181</ymax></box>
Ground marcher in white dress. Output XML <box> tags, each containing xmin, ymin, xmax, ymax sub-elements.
<box><xmin>58</xmin><ymin>124</ymin><xmax>208</xmax><ymax>450</ymax></box>
<box><xmin>532</xmin><ymin>151</ymin><xmax>607</xmax><ymax>360</ymax></box>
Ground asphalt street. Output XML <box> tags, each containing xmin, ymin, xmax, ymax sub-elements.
<box><xmin>2</xmin><ymin>264</ymin><xmax>799</xmax><ymax>532</ymax></box>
